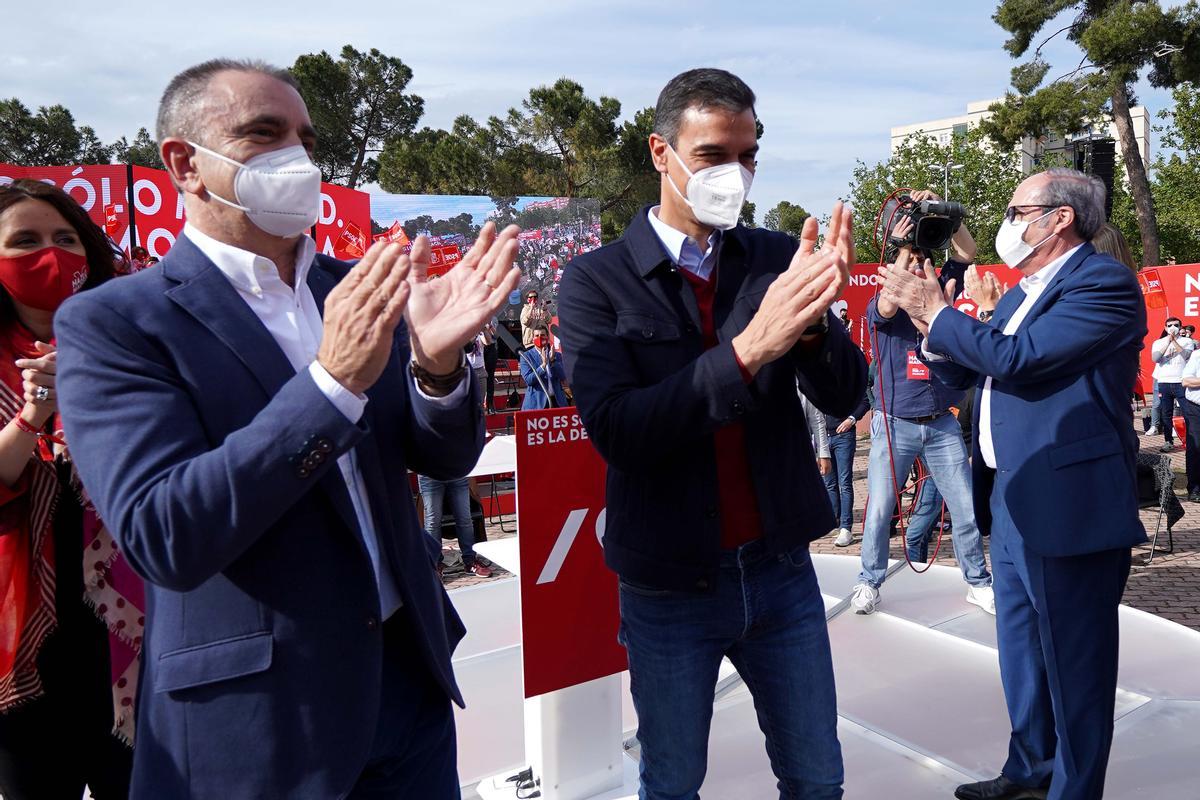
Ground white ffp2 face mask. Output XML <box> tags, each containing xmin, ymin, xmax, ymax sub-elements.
<box><xmin>665</xmin><ymin>144</ymin><xmax>753</xmax><ymax>231</ymax></box>
<box><xmin>189</xmin><ymin>142</ymin><xmax>322</xmax><ymax>238</ymax></box>
<box><xmin>994</xmin><ymin>209</ymin><xmax>1056</xmax><ymax>269</ymax></box>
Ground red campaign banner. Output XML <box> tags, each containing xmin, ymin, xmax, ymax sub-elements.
<box><xmin>1131</xmin><ymin>263</ymin><xmax>1200</xmax><ymax>383</ymax></box>
<box><xmin>130</xmin><ymin>165</ymin><xmax>184</xmax><ymax>257</ymax></box>
<box><xmin>515</xmin><ymin>409</ymin><xmax>625</xmax><ymax>698</ymax></box>
<box><xmin>517</xmin><ymin>230</ymin><xmax>543</xmax><ymax>241</ymax></box>
<box><xmin>838</xmin><ymin>262</ymin><xmax>1022</xmax><ymax>358</ymax></box>
<box><xmin>0</xmin><ymin>162</ymin><xmax>130</xmax><ymax>247</ymax></box>
<box><xmin>103</xmin><ymin>203</ymin><xmax>120</xmax><ymax>237</ymax></box>
<box><xmin>372</xmin><ymin>220</ymin><xmax>411</xmax><ymax>248</ymax></box>
<box><xmin>1139</xmin><ymin>269</ymin><xmax>1169</xmax><ymax>309</ymax></box>
<box><xmin>317</xmin><ymin>183</ymin><xmax>372</xmax><ymax>261</ymax></box>
<box><xmin>336</xmin><ymin>220</ymin><xmax>367</xmax><ymax>260</ymax></box>
<box><xmin>427</xmin><ymin>244</ymin><xmax>462</xmax><ymax>279</ymax></box>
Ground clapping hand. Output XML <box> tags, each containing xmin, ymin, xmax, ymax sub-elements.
<box><xmin>15</xmin><ymin>341</ymin><xmax>57</xmax><ymax>427</ymax></box>
<box><xmin>878</xmin><ymin>258</ymin><xmax>956</xmax><ymax>337</ymax></box>
<box><xmin>731</xmin><ymin>201</ymin><xmax>855</xmax><ymax>376</ymax></box>
<box><xmin>405</xmin><ymin>222</ymin><xmax>521</xmax><ymax>376</ymax></box>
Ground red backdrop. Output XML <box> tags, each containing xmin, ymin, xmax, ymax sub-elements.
<box><xmin>1</xmin><ymin>161</ymin><xmax>371</xmax><ymax>263</ymax></box>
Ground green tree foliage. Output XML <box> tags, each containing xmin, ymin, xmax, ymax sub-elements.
<box><xmin>291</xmin><ymin>45</ymin><xmax>424</xmax><ymax>188</ymax></box>
<box><xmin>845</xmin><ymin>128</ymin><xmax>1028</xmax><ymax>265</ymax></box>
<box><xmin>109</xmin><ymin>127</ymin><xmax>163</xmax><ymax>169</ymax></box>
<box><xmin>763</xmin><ymin>201</ymin><xmax>810</xmax><ymax>237</ymax></box>
<box><xmin>382</xmin><ymin>79</ymin><xmax>661</xmax><ymax>238</ymax></box>
<box><xmin>739</xmin><ymin>201</ymin><xmax>757</xmax><ymax>228</ymax></box>
<box><xmin>1150</xmin><ymin>82</ymin><xmax>1200</xmax><ymax>263</ymax></box>
<box><xmin>983</xmin><ymin>0</ymin><xmax>1200</xmax><ymax>265</ymax></box>
<box><xmin>0</xmin><ymin>99</ymin><xmax>112</xmax><ymax>165</ymax></box>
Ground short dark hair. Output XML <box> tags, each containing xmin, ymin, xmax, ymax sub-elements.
<box><xmin>653</xmin><ymin>68</ymin><xmax>756</xmax><ymax>147</ymax></box>
<box><xmin>0</xmin><ymin>180</ymin><xmax>115</xmax><ymax>325</ymax></box>
<box><xmin>156</xmin><ymin>58</ymin><xmax>298</xmax><ymax>146</ymax></box>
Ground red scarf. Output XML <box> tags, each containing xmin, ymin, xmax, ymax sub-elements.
<box><xmin>0</xmin><ymin>322</ymin><xmax>142</xmax><ymax>744</ymax></box>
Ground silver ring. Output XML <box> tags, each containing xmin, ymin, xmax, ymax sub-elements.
<box><xmin>33</xmin><ymin>386</ymin><xmax>49</xmax><ymax>402</ymax></box>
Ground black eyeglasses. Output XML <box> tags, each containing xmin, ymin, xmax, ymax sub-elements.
<box><xmin>1004</xmin><ymin>204</ymin><xmax>1058</xmax><ymax>223</ymax></box>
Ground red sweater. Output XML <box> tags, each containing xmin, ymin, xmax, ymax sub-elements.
<box><xmin>681</xmin><ymin>269</ymin><xmax>763</xmax><ymax>549</ymax></box>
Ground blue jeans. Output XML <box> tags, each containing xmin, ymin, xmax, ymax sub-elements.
<box><xmin>417</xmin><ymin>475</ymin><xmax>476</xmax><ymax>566</ymax></box>
<box><xmin>859</xmin><ymin>412</ymin><xmax>990</xmax><ymax>589</ymax></box>
<box><xmin>1150</xmin><ymin>379</ymin><xmax>1161</xmax><ymax>428</ymax></box>
<box><xmin>618</xmin><ymin>540</ymin><xmax>843</xmax><ymax>800</ymax></box>
<box><xmin>822</xmin><ymin>430</ymin><xmax>856</xmax><ymax>529</ymax></box>
<box><xmin>1157</xmin><ymin>381</ymin><xmax>1185</xmax><ymax>443</ymax></box>
<box><xmin>904</xmin><ymin>463</ymin><xmax>944</xmax><ymax>562</ymax></box>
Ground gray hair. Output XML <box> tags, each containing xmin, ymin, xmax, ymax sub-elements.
<box><xmin>1029</xmin><ymin>168</ymin><xmax>1107</xmax><ymax>239</ymax></box>
<box><xmin>653</xmin><ymin>68</ymin><xmax>756</xmax><ymax>148</ymax></box>
<box><xmin>155</xmin><ymin>58</ymin><xmax>298</xmax><ymax>145</ymax></box>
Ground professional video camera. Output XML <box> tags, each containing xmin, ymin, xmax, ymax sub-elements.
<box><xmin>877</xmin><ymin>193</ymin><xmax>966</xmax><ymax>255</ymax></box>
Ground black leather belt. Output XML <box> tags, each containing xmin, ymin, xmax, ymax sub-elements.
<box><xmin>900</xmin><ymin>411</ymin><xmax>949</xmax><ymax>424</ymax></box>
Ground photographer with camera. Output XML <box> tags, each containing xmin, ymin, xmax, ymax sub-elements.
<box><xmin>851</xmin><ymin>190</ymin><xmax>993</xmax><ymax>615</ymax></box>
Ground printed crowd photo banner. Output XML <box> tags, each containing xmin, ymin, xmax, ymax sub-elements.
<box><xmin>369</xmin><ymin>193</ymin><xmax>602</xmax><ymax>326</ymax></box>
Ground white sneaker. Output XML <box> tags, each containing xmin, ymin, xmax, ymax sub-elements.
<box><xmin>834</xmin><ymin>528</ymin><xmax>853</xmax><ymax>547</ymax></box>
<box><xmin>1146</xmin><ymin>426</ymin><xmax>1159</xmax><ymax>436</ymax></box>
<box><xmin>966</xmin><ymin>585</ymin><xmax>996</xmax><ymax>615</ymax></box>
<box><xmin>851</xmin><ymin>582</ymin><xmax>879</xmax><ymax>615</ymax></box>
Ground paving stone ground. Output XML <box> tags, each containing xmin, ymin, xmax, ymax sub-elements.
<box><xmin>444</xmin><ymin>425</ymin><xmax>1200</xmax><ymax>633</ymax></box>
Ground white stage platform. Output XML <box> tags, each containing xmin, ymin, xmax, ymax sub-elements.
<box><xmin>451</xmin><ymin>553</ymin><xmax>1200</xmax><ymax>799</ymax></box>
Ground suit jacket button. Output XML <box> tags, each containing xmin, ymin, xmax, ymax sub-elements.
<box><xmin>310</xmin><ymin>451</ymin><xmax>326</xmax><ymax>464</ymax></box>
<box><xmin>642</xmin><ymin>326</ymin><xmax>655</xmax><ymax>339</ymax></box>
<box><xmin>296</xmin><ymin>466</ymin><xmax>311</xmax><ymax>479</ymax></box>
<box><xmin>732</xmin><ymin>401</ymin><xmax>744</xmax><ymax>414</ymax></box>
<box><xmin>366</xmin><ymin>616</ymin><xmax>379</xmax><ymax>631</ymax></box>
<box><xmin>318</xmin><ymin>439</ymin><xmax>334</xmax><ymax>454</ymax></box>
<box><xmin>696</xmin><ymin>578</ymin><xmax>710</xmax><ymax>590</ymax></box>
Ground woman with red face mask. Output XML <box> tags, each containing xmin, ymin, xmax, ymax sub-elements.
<box><xmin>0</xmin><ymin>180</ymin><xmax>138</xmax><ymax>799</ymax></box>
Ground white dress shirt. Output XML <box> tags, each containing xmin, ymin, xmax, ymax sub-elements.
<box><xmin>647</xmin><ymin>206</ymin><xmax>721</xmax><ymax>279</ymax></box>
<box><xmin>1151</xmin><ymin>335</ymin><xmax>1194</xmax><ymax>382</ymax></box>
<box><xmin>928</xmin><ymin>244</ymin><xmax>1081</xmax><ymax>469</ymax></box>
<box><xmin>1183</xmin><ymin>354</ymin><xmax>1200</xmax><ymax>405</ymax></box>
<box><xmin>185</xmin><ymin>223</ymin><xmax>465</xmax><ymax>618</ymax></box>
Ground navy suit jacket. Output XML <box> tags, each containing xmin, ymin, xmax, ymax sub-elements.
<box><xmin>558</xmin><ymin>207</ymin><xmax>867</xmax><ymax>591</ymax></box>
<box><xmin>925</xmin><ymin>243</ymin><xmax>1148</xmax><ymax>557</ymax></box>
<box><xmin>54</xmin><ymin>234</ymin><xmax>482</xmax><ymax>798</ymax></box>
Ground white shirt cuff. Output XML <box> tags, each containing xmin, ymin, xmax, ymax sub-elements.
<box><xmin>921</xmin><ymin>306</ymin><xmax>952</xmax><ymax>361</ymax></box>
<box><xmin>309</xmin><ymin>361</ymin><xmax>367</xmax><ymax>423</ymax></box>
<box><xmin>411</xmin><ymin>360</ymin><xmax>471</xmax><ymax>407</ymax></box>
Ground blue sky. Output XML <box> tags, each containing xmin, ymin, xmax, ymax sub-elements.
<box><xmin>4</xmin><ymin>1</ymin><xmax>1179</xmax><ymax>225</ymax></box>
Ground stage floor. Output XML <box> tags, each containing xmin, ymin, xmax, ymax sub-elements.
<box><xmin>455</xmin><ymin>554</ymin><xmax>1200</xmax><ymax>799</ymax></box>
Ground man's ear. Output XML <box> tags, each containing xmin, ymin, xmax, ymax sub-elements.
<box><xmin>648</xmin><ymin>133</ymin><xmax>669</xmax><ymax>175</ymax></box>
<box><xmin>161</xmin><ymin>138</ymin><xmax>204</xmax><ymax>196</ymax></box>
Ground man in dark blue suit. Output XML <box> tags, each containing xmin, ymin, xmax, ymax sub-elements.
<box><xmin>559</xmin><ymin>68</ymin><xmax>865</xmax><ymax>799</ymax></box>
<box><xmin>880</xmin><ymin>168</ymin><xmax>1147</xmax><ymax>800</ymax></box>
<box><xmin>53</xmin><ymin>59</ymin><xmax>520</xmax><ymax>799</ymax></box>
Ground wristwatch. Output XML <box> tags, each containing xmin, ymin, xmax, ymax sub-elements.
<box><xmin>978</xmin><ymin>309</ymin><xmax>995</xmax><ymax>323</ymax></box>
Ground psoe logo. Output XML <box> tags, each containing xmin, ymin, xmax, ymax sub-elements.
<box><xmin>849</xmin><ymin>273</ymin><xmax>881</xmax><ymax>287</ymax></box>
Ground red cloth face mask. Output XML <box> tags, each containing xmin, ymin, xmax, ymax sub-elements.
<box><xmin>0</xmin><ymin>247</ymin><xmax>89</xmax><ymax>311</ymax></box>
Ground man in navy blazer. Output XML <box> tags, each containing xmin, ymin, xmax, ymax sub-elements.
<box><xmin>559</xmin><ymin>69</ymin><xmax>865</xmax><ymax>799</ymax></box>
<box><xmin>53</xmin><ymin>60</ymin><xmax>519</xmax><ymax>799</ymax></box>
<box><xmin>880</xmin><ymin>168</ymin><xmax>1147</xmax><ymax>800</ymax></box>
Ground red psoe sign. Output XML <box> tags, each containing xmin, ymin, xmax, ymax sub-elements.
<box><xmin>515</xmin><ymin>409</ymin><xmax>626</xmax><ymax>698</ymax></box>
